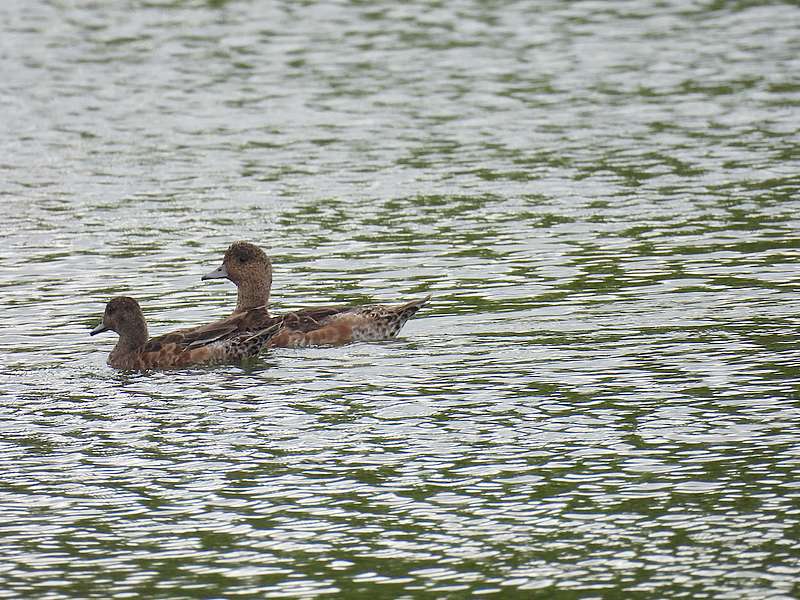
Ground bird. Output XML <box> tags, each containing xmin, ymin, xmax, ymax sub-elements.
<box><xmin>90</xmin><ymin>296</ymin><xmax>281</xmax><ymax>370</ymax></box>
<box><xmin>199</xmin><ymin>241</ymin><xmax>430</xmax><ymax>347</ymax></box>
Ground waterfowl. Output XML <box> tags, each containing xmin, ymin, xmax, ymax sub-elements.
<box><xmin>90</xmin><ymin>296</ymin><xmax>280</xmax><ymax>370</ymax></box>
<box><xmin>200</xmin><ymin>241</ymin><xmax>430</xmax><ymax>348</ymax></box>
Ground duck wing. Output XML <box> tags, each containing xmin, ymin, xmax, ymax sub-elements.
<box><xmin>143</xmin><ymin>306</ymin><xmax>276</xmax><ymax>352</ymax></box>
<box><xmin>279</xmin><ymin>306</ymin><xmax>356</xmax><ymax>332</ymax></box>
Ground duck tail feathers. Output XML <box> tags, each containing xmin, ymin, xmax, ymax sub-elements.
<box><xmin>396</xmin><ymin>295</ymin><xmax>431</xmax><ymax>320</ymax></box>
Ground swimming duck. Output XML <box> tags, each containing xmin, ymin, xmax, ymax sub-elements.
<box><xmin>90</xmin><ymin>296</ymin><xmax>280</xmax><ymax>370</ymax></box>
<box><xmin>200</xmin><ymin>241</ymin><xmax>430</xmax><ymax>347</ymax></box>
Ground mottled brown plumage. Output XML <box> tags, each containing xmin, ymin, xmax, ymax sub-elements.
<box><xmin>90</xmin><ymin>296</ymin><xmax>280</xmax><ymax>370</ymax></box>
<box><xmin>200</xmin><ymin>241</ymin><xmax>430</xmax><ymax>347</ymax></box>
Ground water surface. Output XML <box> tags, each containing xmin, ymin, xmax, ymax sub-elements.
<box><xmin>1</xmin><ymin>1</ymin><xmax>800</xmax><ymax>598</ymax></box>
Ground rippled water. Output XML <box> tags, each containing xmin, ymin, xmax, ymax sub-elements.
<box><xmin>2</xmin><ymin>1</ymin><xmax>800</xmax><ymax>598</ymax></box>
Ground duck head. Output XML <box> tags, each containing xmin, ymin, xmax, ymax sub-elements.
<box><xmin>90</xmin><ymin>296</ymin><xmax>149</xmax><ymax>350</ymax></box>
<box><xmin>202</xmin><ymin>241</ymin><xmax>272</xmax><ymax>313</ymax></box>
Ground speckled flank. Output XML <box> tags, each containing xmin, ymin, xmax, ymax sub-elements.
<box><xmin>231</xmin><ymin>324</ymin><xmax>283</xmax><ymax>358</ymax></box>
<box><xmin>349</xmin><ymin>296</ymin><xmax>430</xmax><ymax>341</ymax></box>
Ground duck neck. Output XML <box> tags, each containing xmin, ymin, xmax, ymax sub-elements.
<box><xmin>235</xmin><ymin>274</ymin><xmax>271</xmax><ymax>313</ymax></box>
<box><xmin>111</xmin><ymin>323</ymin><xmax>149</xmax><ymax>360</ymax></box>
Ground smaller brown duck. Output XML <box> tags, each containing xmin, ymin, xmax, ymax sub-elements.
<box><xmin>90</xmin><ymin>296</ymin><xmax>280</xmax><ymax>370</ymax></box>
<box><xmin>201</xmin><ymin>241</ymin><xmax>430</xmax><ymax>348</ymax></box>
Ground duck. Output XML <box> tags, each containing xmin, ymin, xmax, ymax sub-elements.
<box><xmin>200</xmin><ymin>241</ymin><xmax>430</xmax><ymax>348</ymax></box>
<box><xmin>90</xmin><ymin>296</ymin><xmax>281</xmax><ymax>370</ymax></box>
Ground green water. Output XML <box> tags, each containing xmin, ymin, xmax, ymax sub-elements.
<box><xmin>1</xmin><ymin>1</ymin><xmax>799</xmax><ymax>598</ymax></box>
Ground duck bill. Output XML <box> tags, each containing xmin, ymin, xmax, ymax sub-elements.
<box><xmin>202</xmin><ymin>263</ymin><xmax>229</xmax><ymax>280</ymax></box>
<box><xmin>90</xmin><ymin>323</ymin><xmax>110</xmax><ymax>336</ymax></box>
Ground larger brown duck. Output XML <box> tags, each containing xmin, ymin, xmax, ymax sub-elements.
<box><xmin>200</xmin><ymin>241</ymin><xmax>430</xmax><ymax>347</ymax></box>
<box><xmin>90</xmin><ymin>296</ymin><xmax>280</xmax><ymax>370</ymax></box>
